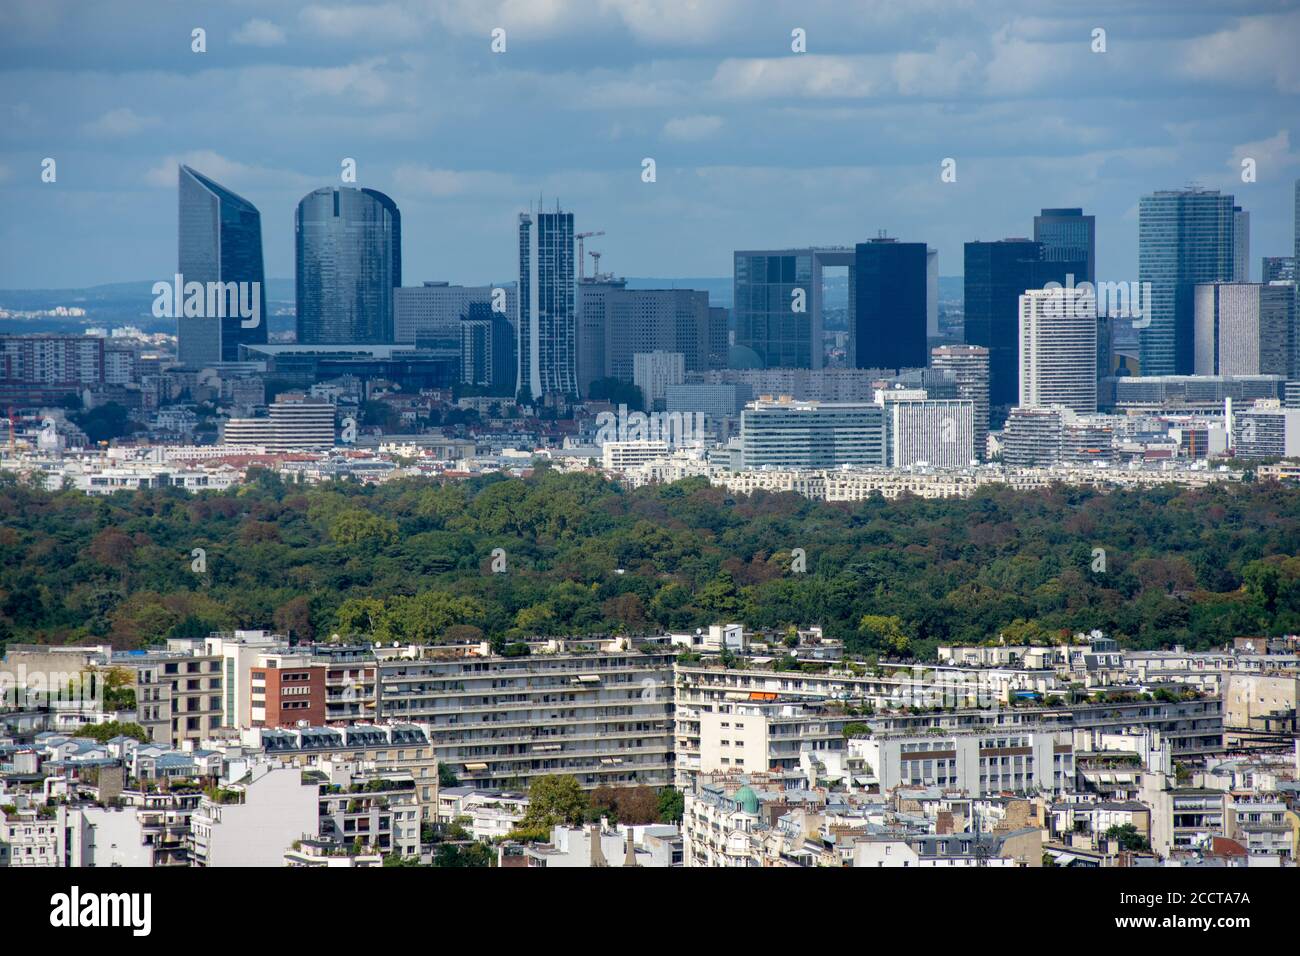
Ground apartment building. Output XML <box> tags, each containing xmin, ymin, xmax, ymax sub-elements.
<box><xmin>374</xmin><ymin>639</ymin><xmax>675</xmax><ymax>791</ymax></box>
<box><xmin>858</xmin><ymin>727</ymin><xmax>1075</xmax><ymax>796</ymax></box>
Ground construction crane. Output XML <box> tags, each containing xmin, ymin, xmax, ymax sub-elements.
<box><xmin>576</xmin><ymin>230</ymin><xmax>604</xmax><ymax>281</ymax></box>
<box><xmin>589</xmin><ymin>250</ymin><xmax>603</xmax><ymax>279</ymax></box>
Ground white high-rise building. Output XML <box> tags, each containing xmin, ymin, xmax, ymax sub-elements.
<box><xmin>1193</xmin><ymin>282</ymin><xmax>1294</xmax><ymax>377</ymax></box>
<box><xmin>632</xmin><ymin>350</ymin><xmax>685</xmax><ymax>411</ymax></box>
<box><xmin>1019</xmin><ymin>286</ymin><xmax>1097</xmax><ymax>415</ymax></box>
<box><xmin>931</xmin><ymin>344</ymin><xmax>990</xmax><ymax>460</ymax></box>
<box><xmin>882</xmin><ymin>397</ymin><xmax>975</xmax><ymax>468</ymax></box>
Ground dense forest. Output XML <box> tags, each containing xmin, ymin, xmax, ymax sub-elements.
<box><xmin>1</xmin><ymin>468</ymin><xmax>1299</xmax><ymax>660</ymax></box>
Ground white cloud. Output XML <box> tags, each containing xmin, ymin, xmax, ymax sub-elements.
<box><xmin>232</xmin><ymin>18</ymin><xmax>286</xmax><ymax>47</ymax></box>
<box><xmin>1180</xmin><ymin>12</ymin><xmax>1300</xmax><ymax>94</ymax></box>
<box><xmin>711</xmin><ymin>55</ymin><xmax>880</xmax><ymax>99</ymax></box>
<box><xmin>1229</xmin><ymin>130</ymin><xmax>1299</xmax><ymax>175</ymax></box>
<box><xmin>82</xmin><ymin>107</ymin><xmax>158</xmax><ymax>138</ymax></box>
<box><xmin>300</xmin><ymin>3</ymin><xmax>426</xmax><ymax>42</ymax></box>
<box><xmin>143</xmin><ymin>151</ymin><xmax>308</xmax><ymax>192</ymax></box>
<box><xmin>393</xmin><ymin>164</ymin><xmax>517</xmax><ymax>197</ymax></box>
<box><xmin>662</xmin><ymin>114</ymin><xmax>722</xmax><ymax>140</ymax></box>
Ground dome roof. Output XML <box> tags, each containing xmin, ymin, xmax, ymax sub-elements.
<box><xmin>733</xmin><ymin>784</ymin><xmax>759</xmax><ymax>814</ymax></box>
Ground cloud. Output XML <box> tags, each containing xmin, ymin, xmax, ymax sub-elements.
<box><xmin>393</xmin><ymin>164</ymin><xmax>518</xmax><ymax>197</ymax></box>
<box><xmin>711</xmin><ymin>55</ymin><xmax>880</xmax><ymax>99</ymax></box>
<box><xmin>1180</xmin><ymin>12</ymin><xmax>1300</xmax><ymax>94</ymax></box>
<box><xmin>82</xmin><ymin>107</ymin><xmax>159</xmax><ymax>138</ymax></box>
<box><xmin>300</xmin><ymin>3</ymin><xmax>427</xmax><ymax>42</ymax></box>
<box><xmin>662</xmin><ymin>114</ymin><xmax>722</xmax><ymax>140</ymax></box>
<box><xmin>143</xmin><ymin>151</ymin><xmax>308</xmax><ymax>192</ymax></box>
<box><xmin>232</xmin><ymin>18</ymin><xmax>286</xmax><ymax>47</ymax></box>
<box><xmin>1229</xmin><ymin>130</ymin><xmax>1299</xmax><ymax>176</ymax></box>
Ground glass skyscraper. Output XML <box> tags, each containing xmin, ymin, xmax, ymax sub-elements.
<box><xmin>177</xmin><ymin>165</ymin><xmax>267</xmax><ymax>366</ymax></box>
<box><xmin>1033</xmin><ymin>208</ymin><xmax>1095</xmax><ymax>285</ymax></box>
<box><xmin>853</xmin><ymin>239</ymin><xmax>927</xmax><ymax>371</ymax></box>
<box><xmin>1138</xmin><ymin>187</ymin><xmax>1235</xmax><ymax>377</ymax></box>
<box><xmin>732</xmin><ymin>247</ymin><xmax>855</xmax><ymax>370</ymax></box>
<box><xmin>964</xmin><ymin>240</ymin><xmax>1087</xmax><ymax>413</ymax></box>
<box><xmin>518</xmin><ymin>207</ymin><xmax>576</xmax><ymax>398</ymax></box>
<box><xmin>295</xmin><ymin>186</ymin><xmax>401</xmax><ymax>344</ymax></box>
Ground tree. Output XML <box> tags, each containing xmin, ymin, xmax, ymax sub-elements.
<box><xmin>77</xmin><ymin>721</ymin><xmax>149</xmax><ymax>744</ymax></box>
<box><xmin>521</xmin><ymin>774</ymin><xmax>588</xmax><ymax>830</ymax></box>
<box><xmin>656</xmin><ymin>786</ymin><xmax>685</xmax><ymax>824</ymax></box>
<box><xmin>1104</xmin><ymin>823</ymin><xmax>1150</xmax><ymax>852</ymax></box>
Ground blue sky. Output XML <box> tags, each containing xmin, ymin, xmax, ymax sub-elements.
<box><xmin>0</xmin><ymin>0</ymin><xmax>1296</xmax><ymax>289</ymax></box>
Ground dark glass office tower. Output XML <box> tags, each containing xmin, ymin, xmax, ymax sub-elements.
<box><xmin>853</xmin><ymin>238</ymin><xmax>928</xmax><ymax>371</ymax></box>
<box><xmin>1033</xmin><ymin>208</ymin><xmax>1095</xmax><ymax>285</ymax></box>
<box><xmin>964</xmin><ymin>239</ymin><xmax>1087</xmax><ymax>413</ymax></box>
<box><xmin>1138</xmin><ymin>187</ymin><xmax>1235</xmax><ymax>376</ymax></box>
<box><xmin>177</xmin><ymin>165</ymin><xmax>267</xmax><ymax>365</ymax></box>
<box><xmin>295</xmin><ymin>186</ymin><xmax>401</xmax><ymax>344</ymax></box>
<box><xmin>518</xmin><ymin>206</ymin><xmax>576</xmax><ymax>398</ymax></box>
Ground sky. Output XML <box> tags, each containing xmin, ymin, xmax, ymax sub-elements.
<box><xmin>0</xmin><ymin>0</ymin><xmax>1297</xmax><ymax>290</ymax></box>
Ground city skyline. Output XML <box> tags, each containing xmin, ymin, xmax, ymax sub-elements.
<box><xmin>1</xmin><ymin>2</ymin><xmax>1298</xmax><ymax>290</ymax></box>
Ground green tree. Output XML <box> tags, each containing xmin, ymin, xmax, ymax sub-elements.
<box><xmin>521</xmin><ymin>774</ymin><xmax>589</xmax><ymax>830</ymax></box>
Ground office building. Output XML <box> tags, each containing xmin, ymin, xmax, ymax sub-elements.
<box><xmin>733</xmin><ymin>247</ymin><xmax>855</xmax><ymax>369</ymax></box>
<box><xmin>739</xmin><ymin>398</ymin><xmax>885</xmax><ymax>469</ymax></box>
<box><xmin>586</xmin><ymin>287</ymin><xmax>712</xmax><ymax>386</ymax></box>
<box><xmin>373</xmin><ymin>639</ymin><xmax>676</xmax><ymax>791</ymax></box>
<box><xmin>1034</xmin><ymin>207</ymin><xmax>1096</xmax><ymax>284</ymax></box>
<box><xmin>633</xmin><ymin>350</ymin><xmax>685</xmax><ymax>411</ymax></box>
<box><xmin>1001</xmin><ymin>405</ymin><xmax>1067</xmax><ymax>466</ymax></box>
<box><xmin>1138</xmin><ymin>187</ymin><xmax>1236</xmax><ymax>377</ymax></box>
<box><xmin>1232</xmin><ymin>401</ymin><xmax>1300</xmax><ymax>460</ymax></box>
<box><xmin>664</xmin><ymin>382</ymin><xmax>752</xmax><ymax>431</ymax></box>
<box><xmin>1019</xmin><ymin>286</ymin><xmax>1098</xmax><ymax>414</ymax></box>
<box><xmin>222</xmin><ymin>394</ymin><xmax>335</xmax><ymax>452</ymax></box>
<box><xmin>394</xmin><ymin>281</ymin><xmax>516</xmax><ymax>351</ymax></box>
<box><xmin>1234</xmin><ymin>206</ymin><xmax>1250</xmax><ymax>282</ymax></box>
<box><xmin>926</xmin><ymin>247</ymin><xmax>940</xmax><ymax>338</ymax></box>
<box><xmin>964</xmin><ymin>239</ymin><xmax>1088</xmax><ymax>414</ymax></box>
<box><xmin>931</xmin><ymin>344</ymin><xmax>991</xmax><ymax>461</ymax></box>
<box><xmin>460</xmin><ymin>302</ymin><xmax>517</xmax><ymax>392</ymax></box>
<box><xmin>295</xmin><ymin>186</ymin><xmax>401</xmax><ymax>345</ymax></box>
<box><xmin>576</xmin><ymin>275</ymin><xmax>626</xmax><ymax>396</ymax></box>
<box><xmin>880</xmin><ymin>394</ymin><xmax>976</xmax><ymax>467</ymax></box>
<box><xmin>1262</xmin><ymin>257</ymin><xmax>1296</xmax><ymax>283</ymax></box>
<box><xmin>1194</xmin><ymin>282</ymin><xmax>1295</xmax><ymax>377</ymax></box>
<box><xmin>518</xmin><ymin>206</ymin><xmax>576</xmax><ymax>399</ymax></box>
<box><xmin>853</xmin><ymin>238</ymin><xmax>928</xmax><ymax>371</ymax></box>
<box><xmin>176</xmin><ymin>166</ymin><xmax>268</xmax><ymax>366</ymax></box>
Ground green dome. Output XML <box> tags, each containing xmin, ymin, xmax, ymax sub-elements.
<box><xmin>734</xmin><ymin>785</ymin><xmax>759</xmax><ymax>814</ymax></box>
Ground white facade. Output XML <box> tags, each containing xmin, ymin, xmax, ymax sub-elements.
<box><xmin>1019</xmin><ymin>286</ymin><xmax>1097</xmax><ymax>414</ymax></box>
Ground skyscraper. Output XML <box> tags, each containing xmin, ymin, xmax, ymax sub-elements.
<box><xmin>1138</xmin><ymin>187</ymin><xmax>1235</xmax><ymax>377</ymax></box>
<box><xmin>853</xmin><ymin>238</ymin><xmax>928</xmax><ymax>371</ymax></box>
<box><xmin>964</xmin><ymin>239</ymin><xmax>1087</xmax><ymax>415</ymax></box>
<box><xmin>177</xmin><ymin>165</ymin><xmax>267</xmax><ymax>366</ymax></box>
<box><xmin>1033</xmin><ymin>208</ymin><xmax>1096</xmax><ymax>285</ymax></box>
<box><xmin>931</xmin><ymin>344</ymin><xmax>990</xmax><ymax>460</ymax></box>
<box><xmin>733</xmin><ymin>247</ymin><xmax>855</xmax><ymax>369</ymax></box>
<box><xmin>1019</xmin><ymin>286</ymin><xmax>1098</xmax><ymax>415</ymax></box>
<box><xmin>295</xmin><ymin>186</ymin><xmax>401</xmax><ymax>345</ymax></box>
<box><xmin>1234</xmin><ymin>206</ymin><xmax>1251</xmax><ymax>282</ymax></box>
<box><xmin>518</xmin><ymin>207</ymin><xmax>576</xmax><ymax>399</ymax></box>
<box><xmin>1193</xmin><ymin>282</ymin><xmax>1295</xmax><ymax>377</ymax></box>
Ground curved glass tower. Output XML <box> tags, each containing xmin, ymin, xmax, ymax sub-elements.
<box><xmin>295</xmin><ymin>186</ymin><xmax>401</xmax><ymax>344</ymax></box>
<box><xmin>177</xmin><ymin>165</ymin><xmax>267</xmax><ymax>365</ymax></box>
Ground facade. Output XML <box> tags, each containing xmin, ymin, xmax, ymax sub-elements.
<box><xmin>250</xmin><ymin>654</ymin><xmax>326</xmax><ymax>728</ymax></box>
<box><xmin>1138</xmin><ymin>187</ymin><xmax>1236</xmax><ymax>377</ymax></box>
<box><xmin>460</xmin><ymin>302</ymin><xmax>517</xmax><ymax>392</ymax></box>
<box><xmin>222</xmin><ymin>394</ymin><xmax>335</xmax><ymax>451</ymax></box>
<box><xmin>1001</xmin><ymin>405</ymin><xmax>1067</xmax><ymax>467</ymax></box>
<box><xmin>393</xmin><ymin>281</ymin><xmax>516</xmax><ymax>349</ymax></box>
<box><xmin>852</xmin><ymin>238</ymin><xmax>928</xmax><ymax>371</ymax></box>
<box><xmin>189</xmin><ymin>765</ymin><xmax>319</xmax><ymax>867</ymax></box>
<box><xmin>295</xmin><ymin>186</ymin><xmax>402</xmax><ymax>345</ymax></box>
<box><xmin>632</xmin><ymin>350</ymin><xmax>685</xmax><ymax>411</ymax></box>
<box><xmin>1234</xmin><ymin>206</ymin><xmax>1251</xmax><ymax>282</ymax></box>
<box><xmin>518</xmin><ymin>207</ymin><xmax>576</xmax><ymax>398</ymax></box>
<box><xmin>881</xmin><ymin>395</ymin><xmax>976</xmax><ymax>467</ymax></box>
<box><xmin>964</xmin><ymin>239</ymin><xmax>1088</xmax><ymax>414</ymax></box>
<box><xmin>1232</xmin><ymin>401</ymin><xmax>1300</xmax><ymax>459</ymax></box>
<box><xmin>177</xmin><ymin>165</ymin><xmax>267</xmax><ymax>366</ymax></box>
<box><xmin>931</xmin><ymin>344</ymin><xmax>991</xmax><ymax>461</ymax></box>
<box><xmin>1262</xmin><ymin>256</ymin><xmax>1296</xmax><ymax>283</ymax></box>
<box><xmin>1193</xmin><ymin>282</ymin><xmax>1295</xmax><ymax>377</ymax></box>
<box><xmin>1034</xmin><ymin>207</ymin><xmax>1096</xmax><ymax>284</ymax></box>
<box><xmin>1019</xmin><ymin>286</ymin><xmax>1098</xmax><ymax>414</ymax></box>
<box><xmin>575</xmin><ymin>275</ymin><xmax>626</xmax><ymax>396</ymax></box>
<box><xmin>733</xmin><ymin>248</ymin><xmax>854</xmax><ymax>369</ymax></box>
<box><xmin>372</xmin><ymin>639</ymin><xmax>675</xmax><ymax>791</ymax></box>
<box><xmin>860</xmin><ymin>728</ymin><xmax>1074</xmax><ymax>796</ymax></box>
<box><xmin>739</xmin><ymin>398</ymin><xmax>885</xmax><ymax>470</ymax></box>
<box><xmin>0</xmin><ymin>335</ymin><xmax>104</xmax><ymax>389</ymax></box>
